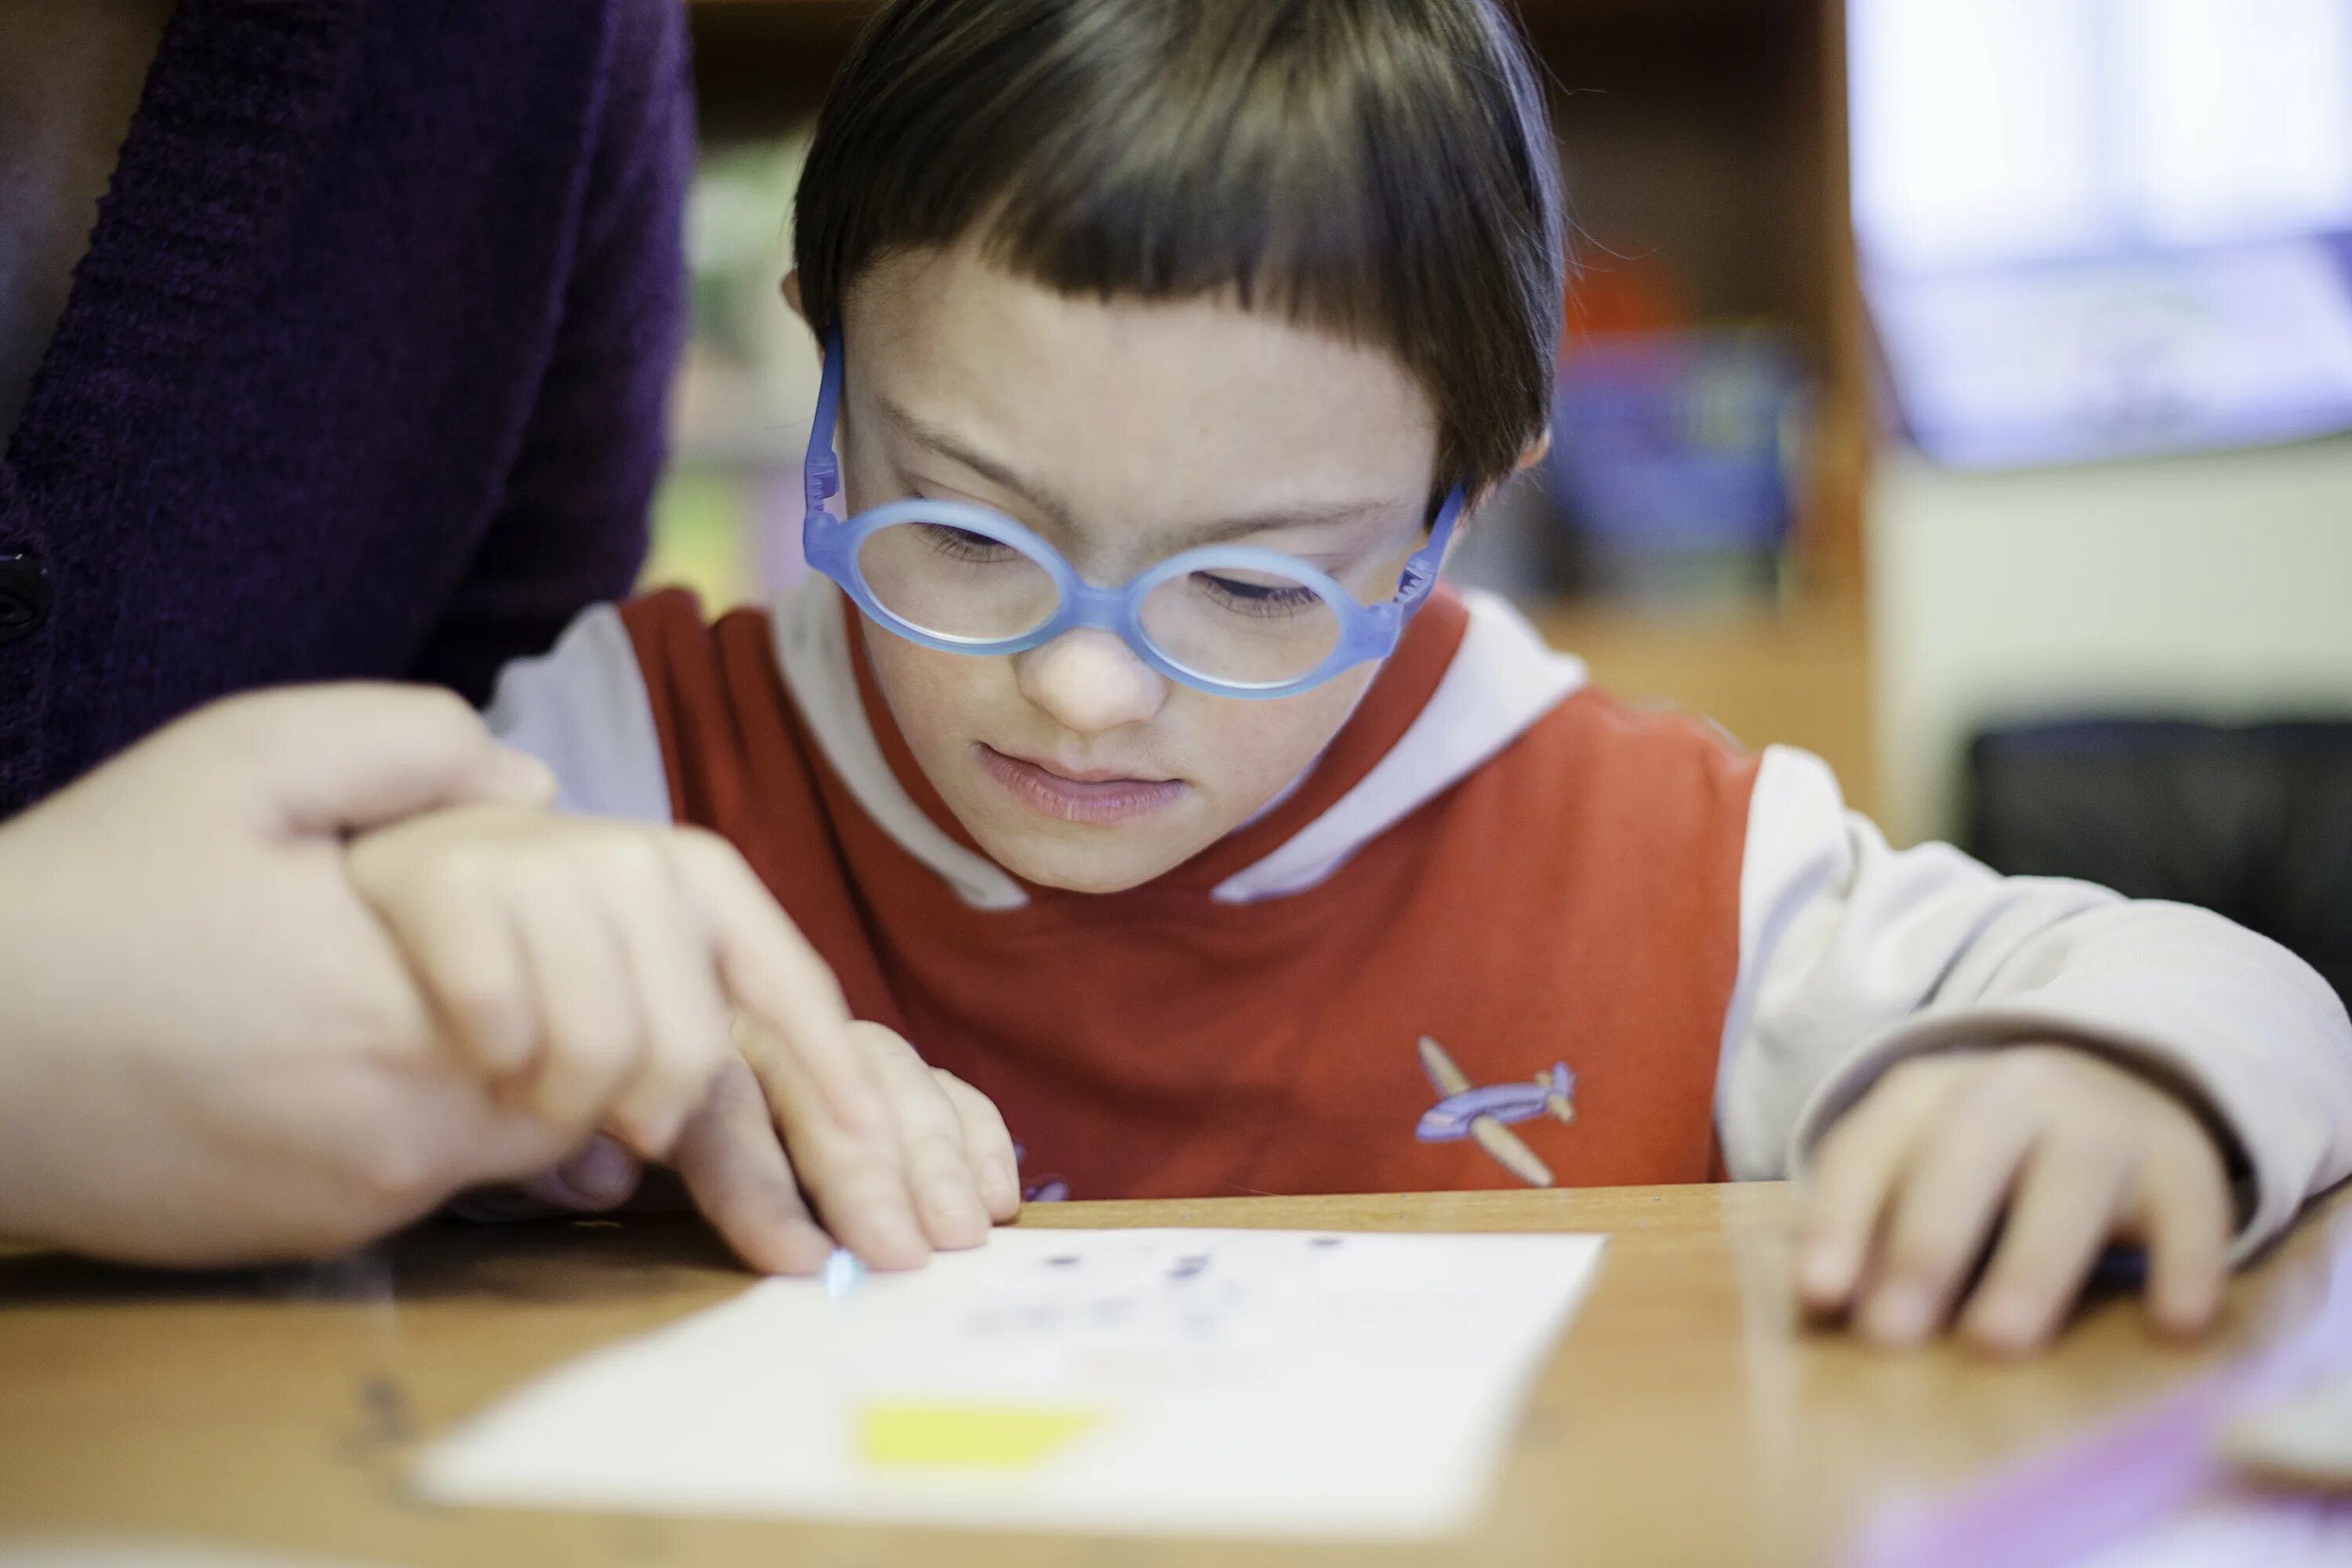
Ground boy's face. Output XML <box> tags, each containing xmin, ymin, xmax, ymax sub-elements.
<box><xmin>832</xmin><ymin>247</ymin><xmax>1443</xmax><ymax>895</ymax></box>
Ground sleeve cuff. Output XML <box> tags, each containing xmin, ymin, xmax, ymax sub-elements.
<box><xmin>1784</xmin><ymin>1004</ymin><xmax>2292</xmax><ymax>1264</ymax></box>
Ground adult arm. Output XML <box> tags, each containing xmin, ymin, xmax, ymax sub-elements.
<box><xmin>406</xmin><ymin>0</ymin><xmax>695</xmax><ymax>702</ymax></box>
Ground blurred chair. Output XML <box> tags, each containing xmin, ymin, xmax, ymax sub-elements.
<box><xmin>1966</xmin><ymin>719</ymin><xmax>2352</xmax><ymax>1010</ymax></box>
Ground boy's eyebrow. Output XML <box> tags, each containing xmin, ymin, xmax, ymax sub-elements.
<box><xmin>871</xmin><ymin>392</ymin><xmax>1410</xmax><ymax>550</ymax></box>
<box><xmin>875</xmin><ymin>392</ymin><xmax>1081</xmax><ymax>530</ymax></box>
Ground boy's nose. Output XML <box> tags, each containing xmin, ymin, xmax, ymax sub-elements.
<box><xmin>1014</xmin><ymin>629</ymin><xmax>1169</xmax><ymax>735</ymax></box>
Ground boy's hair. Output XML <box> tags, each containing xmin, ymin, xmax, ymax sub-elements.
<box><xmin>793</xmin><ymin>0</ymin><xmax>1565</xmax><ymax>496</ymax></box>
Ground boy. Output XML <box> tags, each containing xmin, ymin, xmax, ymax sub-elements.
<box><xmin>352</xmin><ymin>0</ymin><xmax>2352</xmax><ymax>1355</ymax></box>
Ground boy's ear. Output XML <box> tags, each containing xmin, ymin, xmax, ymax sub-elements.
<box><xmin>782</xmin><ymin>269</ymin><xmax>807</xmax><ymax>323</ymax></box>
<box><xmin>1461</xmin><ymin>430</ymin><xmax>1553</xmax><ymax>517</ymax></box>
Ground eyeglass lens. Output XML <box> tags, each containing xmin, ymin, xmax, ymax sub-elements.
<box><xmin>854</xmin><ymin>517</ymin><xmax>1343</xmax><ymax>685</ymax></box>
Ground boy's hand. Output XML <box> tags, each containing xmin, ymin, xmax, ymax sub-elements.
<box><xmin>347</xmin><ymin>805</ymin><xmax>1016</xmax><ymax>1271</ymax></box>
<box><xmin>486</xmin><ymin>1019</ymin><xmax>1023</xmax><ymax>1275</ymax></box>
<box><xmin>348</xmin><ymin>805</ymin><xmax>782</xmax><ymax>1159</ymax></box>
<box><xmin>667</xmin><ymin>1020</ymin><xmax>1022</xmax><ymax>1275</ymax></box>
<box><xmin>1796</xmin><ymin>1045</ymin><xmax>2234</xmax><ymax>1356</ymax></box>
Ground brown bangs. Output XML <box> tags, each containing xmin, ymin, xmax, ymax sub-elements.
<box><xmin>794</xmin><ymin>0</ymin><xmax>1566</xmax><ymax>492</ymax></box>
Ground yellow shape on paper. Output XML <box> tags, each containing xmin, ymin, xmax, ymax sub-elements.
<box><xmin>856</xmin><ymin>1402</ymin><xmax>1101</xmax><ymax>1471</ymax></box>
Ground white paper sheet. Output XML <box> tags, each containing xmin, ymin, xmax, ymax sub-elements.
<box><xmin>0</xmin><ymin>1545</ymin><xmax>385</xmax><ymax>1567</ymax></box>
<box><xmin>416</xmin><ymin>1227</ymin><xmax>1605</xmax><ymax>1540</ymax></box>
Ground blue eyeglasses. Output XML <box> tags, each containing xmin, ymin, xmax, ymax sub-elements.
<box><xmin>800</xmin><ymin>330</ymin><xmax>1465</xmax><ymax>700</ymax></box>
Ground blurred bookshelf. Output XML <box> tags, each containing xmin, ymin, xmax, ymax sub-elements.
<box><xmin>663</xmin><ymin>0</ymin><xmax>1875</xmax><ymax>804</ymax></box>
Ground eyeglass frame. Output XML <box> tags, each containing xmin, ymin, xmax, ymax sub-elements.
<box><xmin>799</xmin><ymin>328</ymin><xmax>1465</xmax><ymax>700</ymax></box>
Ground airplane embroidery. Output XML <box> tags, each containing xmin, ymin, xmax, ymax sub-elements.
<box><xmin>1414</xmin><ymin>1036</ymin><xmax>1577</xmax><ymax>1188</ymax></box>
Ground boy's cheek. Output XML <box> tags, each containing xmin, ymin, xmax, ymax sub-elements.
<box><xmin>866</xmin><ymin>632</ymin><xmax>1373</xmax><ymax>887</ymax></box>
<box><xmin>1203</xmin><ymin>675</ymin><xmax>1373</xmax><ymax>806</ymax></box>
<box><xmin>863</xmin><ymin>637</ymin><xmax>1004</xmax><ymax>798</ymax></box>
<box><xmin>862</xmin><ymin>629</ymin><xmax>976</xmax><ymax>737</ymax></box>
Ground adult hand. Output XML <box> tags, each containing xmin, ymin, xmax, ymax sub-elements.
<box><xmin>0</xmin><ymin>684</ymin><xmax>641</xmax><ymax>1266</ymax></box>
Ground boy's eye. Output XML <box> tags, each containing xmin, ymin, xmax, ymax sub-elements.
<box><xmin>915</xmin><ymin>522</ymin><xmax>1021</xmax><ymax>564</ymax></box>
<box><xmin>1195</xmin><ymin>572</ymin><xmax>1322</xmax><ymax>617</ymax></box>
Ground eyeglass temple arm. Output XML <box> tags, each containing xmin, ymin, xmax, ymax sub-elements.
<box><xmin>804</xmin><ymin>328</ymin><xmax>847</xmax><ymax>520</ymax></box>
<box><xmin>1395</xmin><ymin>485</ymin><xmax>1468</xmax><ymax>612</ymax></box>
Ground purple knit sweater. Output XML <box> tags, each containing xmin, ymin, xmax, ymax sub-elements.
<box><xmin>0</xmin><ymin>0</ymin><xmax>692</xmax><ymax>814</ymax></box>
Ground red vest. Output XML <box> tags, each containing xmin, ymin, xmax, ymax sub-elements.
<box><xmin>622</xmin><ymin>587</ymin><xmax>1759</xmax><ymax>1200</ymax></box>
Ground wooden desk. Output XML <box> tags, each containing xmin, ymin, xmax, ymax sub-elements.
<box><xmin>0</xmin><ymin>1184</ymin><xmax>2341</xmax><ymax>1566</ymax></box>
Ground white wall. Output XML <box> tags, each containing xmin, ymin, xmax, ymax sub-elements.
<box><xmin>1869</xmin><ymin>437</ymin><xmax>2352</xmax><ymax>845</ymax></box>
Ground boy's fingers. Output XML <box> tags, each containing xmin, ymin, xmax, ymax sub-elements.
<box><xmin>354</xmin><ymin>851</ymin><xmax>538</xmax><ymax>1079</ymax></box>
<box><xmin>1860</xmin><ymin>1080</ymin><xmax>2045</xmax><ymax>1346</ymax></box>
<box><xmin>854</xmin><ymin>1025</ymin><xmax>991</xmax><ymax>1250</ymax></box>
<box><xmin>937</xmin><ymin>1069</ymin><xmax>1023</xmax><ymax>1220</ymax></box>
<box><xmin>1958</xmin><ymin>1134</ymin><xmax>2130</xmax><ymax>1355</ymax></box>
<box><xmin>436</xmin><ymin>907</ymin><xmax>538</xmax><ymax>1081</ymax></box>
<box><xmin>457</xmin><ymin>1138</ymin><xmax>646</xmax><ymax>1218</ymax></box>
<box><xmin>543</xmin><ymin>1135</ymin><xmax>646</xmax><ymax>1210</ymax></box>
<box><xmin>445</xmin><ymin>1184</ymin><xmax>571</xmax><ymax>1224</ymax></box>
<box><xmin>1798</xmin><ymin>1058</ymin><xmax>1960</xmax><ymax>1311</ymax></box>
<box><xmin>739</xmin><ymin>1017</ymin><xmax>931</xmax><ymax>1270</ymax></box>
<box><xmin>602</xmin><ymin>852</ymin><xmax>735</xmax><ymax>1156</ymax></box>
<box><xmin>445</xmin><ymin>1139</ymin><xmax>645</xmax><ymax>1223</ymax></box>
<box><xmin>512</xmin><ymin>874</ymin><xmax>648</xmax><ymax>1136</ymax></box>
<box><xmin>2132</xmin><ymin>1119</ymin><xmax>2233</xmax><ymax>1339</ymax></box>
<box><xmin>670</xmin><ymin>1062</ymin><xmax>835</xmax><ymax>1276</ymax></box>
<box><xmin>673</xmin><ymin>832</ymin><xmax>891</xmax><ymax>1139</ymax></box>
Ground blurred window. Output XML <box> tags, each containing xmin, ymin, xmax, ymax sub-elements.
<box><xmin>1850</xmin><ymin>0</ymin><xmax>2352</xmax><ymax>466</ymax></box>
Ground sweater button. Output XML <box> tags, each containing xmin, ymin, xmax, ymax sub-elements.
<box><xmin>0</xmin><ymin>554</ymin><xmax>52</xmax><ymax>646</ymax></box>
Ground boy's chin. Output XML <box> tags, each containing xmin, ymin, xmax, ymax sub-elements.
<box><xmin>973</xmin><ymin>821</ymin><xmax>1214</xmax><ymax>896</ymax></box>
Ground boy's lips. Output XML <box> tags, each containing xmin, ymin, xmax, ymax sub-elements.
<box><xmin>974</xmin><ymin>745</ymin><xmax>1189</xmax><ymax>826</ymax></box>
